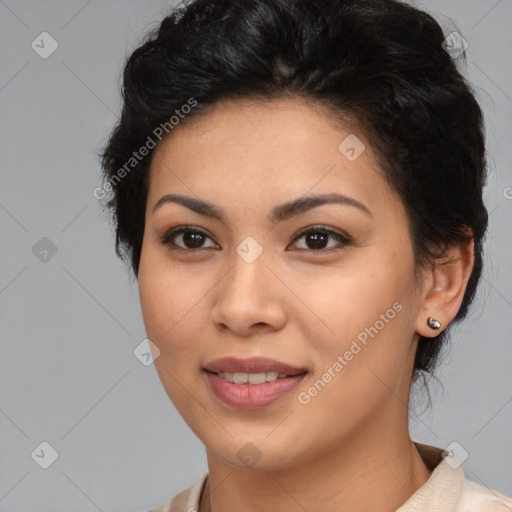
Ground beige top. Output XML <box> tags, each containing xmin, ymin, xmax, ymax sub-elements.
<box><xmin>147</xmin><ymin>443</ymin><xmax>512</xmax><ymax>512</ymax></box>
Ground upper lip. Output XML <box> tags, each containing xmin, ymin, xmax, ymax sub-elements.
<box><xmin>204</xmin><ymin>357</ymin><xmax>307</xmax><ymax>376</ymax></box>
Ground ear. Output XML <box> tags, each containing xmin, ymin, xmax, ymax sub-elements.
<box><xmin>415</xmin><ymin>236</ymin><xmax>475</xmax><ymax>338</ymax></box>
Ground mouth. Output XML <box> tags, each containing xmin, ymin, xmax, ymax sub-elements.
<box><xmin>202</xmin><ymin>356</ymin><xmax>308</xmax><ymax>410</ymax></box>
<box><xmin>204</xmin><ymin>369</ymin><xmax>306</xmax><ymax>385</ymax></box>
<box><xmin>203</xmin><ymin>356</ymin><xmax>307</xmax><ymax>377</ymax></box>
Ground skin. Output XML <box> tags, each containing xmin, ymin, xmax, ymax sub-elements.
<box><xmin>137</xmin><ymin>97</ymin><xmax>474</xmax><ymax>512</ymax></box>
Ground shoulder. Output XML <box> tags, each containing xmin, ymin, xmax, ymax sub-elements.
<box><xmin>401</xmin><ymin>443</ymin><xmax>512</xmax><ymax>512</ymax></box>
<box><xmin>457</xmin><ymin>477</ymin><xmax>512</xmax><ymax>512</ymax></box>
<box><xmin>145</xmin><ymin>473</ymin><xmax>208</xmax><ymax>512</ymax></box>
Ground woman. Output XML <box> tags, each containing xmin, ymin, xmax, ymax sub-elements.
<box><xmin>100</xmin><ymin>0</ymin><xmax>512</xmax><ymax>510</ymax></box>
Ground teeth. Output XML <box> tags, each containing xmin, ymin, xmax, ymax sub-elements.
<box><xmin>222</xmin><ymin>372</ymin><xmax>234</xmax><ymax>383</ymax></box>
<box><xmin>217</xmin><ymin>371</ymin><xmax>283</xmax><ymax>384</ymax></box>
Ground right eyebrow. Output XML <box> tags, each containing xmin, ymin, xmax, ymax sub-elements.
<box><xmin>152</xmin><ymin>194</ymin><xmax>224</xmax><ymax>219</ymax></box>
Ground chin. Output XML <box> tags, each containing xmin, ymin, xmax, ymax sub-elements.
<box><xmin>206</xmin><ymin>435</ymin><xmax>307</xmax><ymax>472</ymax></box>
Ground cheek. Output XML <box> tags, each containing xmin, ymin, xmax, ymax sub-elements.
<box><xmin>138</xmin><ymin>259</ymin><xmax>209</xmax><ymax>415</ymax></box>
<box><xmin>294</xmin><ymin>307</ymin><xmax>413</xmax><ymax>435</ymax></box>
<box><xmin>138</xmin><ymin>252</ymin><xmax>209</xmax><ymax>354</ymax></box>
<box><xmin>294</xmin><ymin>249</ymin><xmax>415</xmax><ymax>391</ymax></box>
<box><xmin>295</xmin><ymin>257</ymin><xmax>409</xmax><ymax>343</ymax></box>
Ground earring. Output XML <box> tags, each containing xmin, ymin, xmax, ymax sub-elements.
<box><xmin>427</xmin><ymin>317</ymin><xmax>441</xmax><ymax>330</ymax></box>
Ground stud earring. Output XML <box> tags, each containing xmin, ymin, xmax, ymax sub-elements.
<box><xmin>427</xmin><ymin>317</ymin><xmax>441</xmax><ymax>330</ymax></box>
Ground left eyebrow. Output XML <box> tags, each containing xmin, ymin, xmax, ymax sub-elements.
<box><xmin>269</xmin><ymin>192</ymin><xmax>373</xmax><ymax>223</ymax></box>
<box><xmin>151</xmin><ymin>192</ymin><xmax>372</xmax><ymax>222</ymax></box>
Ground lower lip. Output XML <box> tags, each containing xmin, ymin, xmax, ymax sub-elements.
<box><xmin>204</xmin><ymin>371</ymin><xmax>307</xmax><ymax>410</ymax></box>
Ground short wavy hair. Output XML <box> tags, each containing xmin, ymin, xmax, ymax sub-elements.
<box><xmin>100</xmin><ymin>0</ymin><xmax>488</xmax><ymax>388</ymax></box>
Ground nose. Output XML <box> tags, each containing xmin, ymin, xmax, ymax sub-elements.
<box><xmin>210</xmin><ymin>248</ymin><xmax>287</xmax><ymax>337</ymax></box>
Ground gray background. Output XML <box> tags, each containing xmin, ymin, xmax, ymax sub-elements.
<box><xmin>0</xmin><ymin>1</ymin><xmax>511</xmax><ymax>511</ymax></box>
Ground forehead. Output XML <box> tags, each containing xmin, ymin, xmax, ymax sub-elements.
<box><xmin>147</xmin><ymin>97</ymin><xmax>401</xmax><ymax>219</ymax></box>
<box><xmin>152</xmin><ymin>96</ymin><xmax>364</xmax><ymax>158</ymax></box>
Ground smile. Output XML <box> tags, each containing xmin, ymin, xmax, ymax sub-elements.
<box><xmin>204</xmin><ymin>370</ymin><xmax>307</xmax><ymax>410</ymax></box>
<box><xmin>214</xmin><ymin>371</ymin><xmax>293</xmax><ymax>384</ymax></box>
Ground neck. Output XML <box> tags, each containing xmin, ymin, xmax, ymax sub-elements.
<box><xmin>201</xmin><ymin>408</ymin><xmax>433</xmax><ymax>512</ymax></box>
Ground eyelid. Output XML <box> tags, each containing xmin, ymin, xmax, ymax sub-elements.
<box><xmin>291</xmin><ymin>224</ymin><xmax>351</xmax><ymax>244</ymax></box>
<box><xmin>287</xmin><ymin>225</ymin><xmax>352</xmax><ymax>253</ymax></box>
<box><xmin>159</xmin><ymin>224</ymin><xmax>352</xmax><ymax>252</ymax></box>
<box><xmin>158</xmin><ymin>226</ymin><xmax>220</xmax><ymax>250</ymax></box>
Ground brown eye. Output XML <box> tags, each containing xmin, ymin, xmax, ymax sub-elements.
<box><xmin>160</xmin><ymin>227</ymin><xmax>218</xmax><ymax>251</ymax></box>
<box><xmin>159</xmin><ymin>224</ymin><xmax>351</xmax><ymax>254</ymax></box>
<box><xmin>290</xmin><ymin>225</ymin><xmax>351</xmax><ymax>252</ymax></box>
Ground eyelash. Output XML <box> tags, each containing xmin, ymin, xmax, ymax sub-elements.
<box><xmin>158</xmin><ymin>224</ymin><xmax>352</xmax><ymax>254</ymax></box>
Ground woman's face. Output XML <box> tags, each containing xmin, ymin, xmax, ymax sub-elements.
<box><xmin>138</xmin><ymin>97</ymin><xmax>426</xmax><ymax>470</ymax></box>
